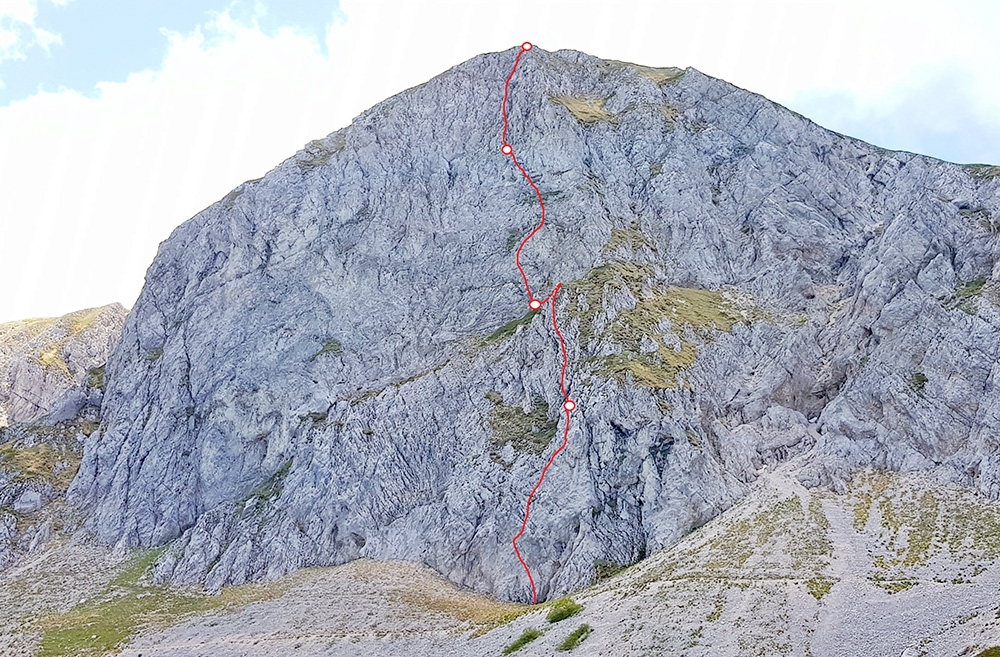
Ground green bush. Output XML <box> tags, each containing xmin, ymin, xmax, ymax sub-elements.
<box><xmin>546</xmin><ymin>597</ymin><xmax>583</xmax><ymax>623</ymax></box>
<box><xmin>503</xmin><ymin>628</ymin><xmax>543</xmax><ymax>654</ymax></box>
<box><xmin>87</xmin><ymin>365</ymin><xmax>105</xmax><ymax>390</ymax></box>
<box><xmin>908</xmin><ymin>372</ymin><xmax>928</xmax><ymax>393</ymax></box>
<box><xmin>557</xmin><ymin>624</ymin><xmax>593</xmax><ymax>651</ymax></box>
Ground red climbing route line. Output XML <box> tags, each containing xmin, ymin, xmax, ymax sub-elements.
<box><xmin>502</xmin><ymin>41</ymin><xmax>577</xmax><ymax>606</ymax></box>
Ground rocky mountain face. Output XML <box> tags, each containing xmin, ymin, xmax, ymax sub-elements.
<box><xmin>0</xmin><ymin>304</ymin><xmax>126</xmax><ymax>570</ymax></box>
<box><xmin>67</xmin><ymin>46</ymin><xmax>1000</xmax><ymax>604</ymax></box>
<box><xmin>0</xmin><ymin>305</ymin><xmax>126</xmax><ymax>427</ymax></box>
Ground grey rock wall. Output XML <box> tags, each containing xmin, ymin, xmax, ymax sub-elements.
<box><xmin>68</xmin><ymin>47</ymin><xmax>1000</xmax><ymax>602</ymax></box>
<box><xmin>0</xmin><ymin>304</ymin><xmax>126</xmax><ymax>426</ymax></box>
<box><xmin>0</xmin><ymin>304</ymin><xmax>125</xmax><ymax>570</ymax></box>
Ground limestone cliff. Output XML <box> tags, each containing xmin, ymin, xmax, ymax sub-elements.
<box><xmin>68</xmin><ymin>47</ymin><xmax>1000</xmax><ymax>603</ymax></box>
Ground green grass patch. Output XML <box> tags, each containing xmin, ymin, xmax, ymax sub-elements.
<box><xmin>957</xmin><ymin>276</ymin><xmax>988</xmax><ymax>298</ymax></box>
<box><xmin>397</xmin><ymin>584</ymin><xmax>531</xmax><ymax>638</ymax></box>
<box><xmin>806</xmin><ymin>577</ymin><xmax>834</xmax><ymax>600</ymax></box>
<box><xmin>503</xmin><ymin>628</ymin><xmax>543</xmax><ymax>654</ymax></box>
<box><xmin>311</xmin><ymin>339</ymin><xmax>343</xmax><ymax>360</ymax></box>
<box><xmin>37</xmin><ymin>547</ymin><xmax>274</xmax><ymax>657</ymax></box>
<box><xmin>506</xmin><ymin>231</ymin><xmax>520</xmax><ymax>253</ymax></box>
<box><xmin>0</xmin><ymin>437</ymin><xmax>81</xmax><ymax>490</ymax></box>
<box><xmin>557</xmin><ymin>624</ymin><xmax>593</xmax><ymax>651</ymax></box>
<box><xmin>852</xmin><ymin>471</ymin><xmax>1000</xmax><ymax>576</ymax></box>
<box><xmin>568</xmin><ymin>262</ymin><xmax>750</xmax><ymax>389</ymax></box>
<box><xmin>625</xmin><ymin>493</ymin><xmax>833</xmax><ymax>588</ymax></box>
<box><xmin>487</xmin><ymin>395</ymin><xmax>557</xmax><ymax>456</ymax></box>
<box><xmin>549</xmin><ymin>95</ymin><xmax>612</xmax><ymax>124</ymax></box>
<box><xmin>146</xmin><ymin>349</ymin><xmax>163</xmax><ymax>363</ymax></box>
<box><xmin>975</xmin><ymin>647</ymin><xmax>1000</xmax><ymax>657</ymax></box>
<box><xmin>546</xmin><ymin>597</ymin><xmax>583</xmax><ymax>623</ymax></box>
<box><xmin>484</xmin><ymin>310</ymin><xmax>539</xmax><ymax>344</ymax></box>
<box><xmin>870</xmin><ymin>577</ymin><xmax>917</xmax><ymax>594</ymax></box>
<box><xmin>237</xmin><ymin>459</ymin><xmax>293</xmax><ymax>514</ymax></box>
<box><xmin>944</xmin><ymin>276</ymin><xmax>990</xmax><ymax>314</ymax></box>
<box><xmin>964</xmin><ymin>164</ymin><xmax>1000</xmax><ymax>180</ymax></box>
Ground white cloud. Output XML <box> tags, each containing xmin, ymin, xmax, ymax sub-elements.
<box><xmin>0</xmin><ymin>0</ymin><xmax>62</xmax><ymax>64</ymax></box>
<box><xmin>2</xmin><ymin>0</ymin><xmax>999</xmax><ymax>322</ymax></box>
<box><xmin>789</xmin><ymin>67</ymin><xmax>1000</xmax><ymax>165</ymax></box>
<box><xmin>1</xmin><ymin>10</ymin><xmax>345</xmax><ymax>322</ymax></box>
<box><xmin>322</xmin><ymin>0</ymin><xmax>1000</xmax><ymax>135</ymax></box>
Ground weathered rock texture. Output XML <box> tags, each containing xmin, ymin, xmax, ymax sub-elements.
<box><xmin>0</xmin><ymin>305</ymin><xmax>127</xmax><ymax>427</ymax></box>
<box><xmin>69</xmin><ymin>47</ymin><xmax>1000</xmax><ymax>603</ymax></box>
<box><xmin>0</xmin><ymin>304</ymin><xmax>126</xmax><ymax>571</ymax></box>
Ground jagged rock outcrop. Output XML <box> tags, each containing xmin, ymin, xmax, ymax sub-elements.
<box><xmin>0</xmin><ymin>305</ymin><xmax>127</xmax><ymax>426</ymax></box>
<box><xmin>0</xmin><ymin>304</ymin><xmax>127</xmax><ymax>570</ymax></box>
<box><xmin>69</xmin><ymin>47</ymin><xmax>1000</xmax><ymax>602</ymax></box>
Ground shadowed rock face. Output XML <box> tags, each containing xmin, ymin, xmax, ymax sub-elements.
<box><xmin>68</xmin><ymin>46</ymin><xmax>1000</xmax><ymax>603</ymax></box>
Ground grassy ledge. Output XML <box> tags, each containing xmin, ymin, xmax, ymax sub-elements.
<box><xmin>566</xmin><ymin>262</ymin><xmax>755</xmax><ymax>390</ymax></box>
<box><xmin>483</xmin><ymin>310</ymin><xmax>539</xmax><ymax>344</ymax></box>
<box><xmin>963</xmin><ymin>164</ymin><xmax>1000</xmax><ymax>180</ymax></box>
<box><xmin>549</xmin><ymin>96</ymin><xmax>612</xmax><ymax>124</ymax></box>
<box><xmin>311</xmin><ymin>338</ymin><xmax>343</xmax><ymax>360</ymax></box>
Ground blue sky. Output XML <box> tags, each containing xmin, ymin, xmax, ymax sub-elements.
<box><xmin>0</xmin><ymin>0</ymin><xmax>342</xmax><ymax>104</ymax></box>
<box><xmin>1</xmin><ymin>0</ymin><xmax>998</xmax><ymax>322</ymax></box>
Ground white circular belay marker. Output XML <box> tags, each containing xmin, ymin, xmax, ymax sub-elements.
<box><xmin>564</xmin><ymin>400</ymin><xmax>576</xmax><ymax>412</ymax></box>
<box><xmin>502</xmin><ymin>144</ymin><xmax>512</xmax><ymax>155</ymax></box>
<box><xmin>522</xmin><ymin>42</ymin><xmax>532</xmax><ymax>51</ymax></box>
<box><xmin>529</xmin><ymin>299</ymin><xmax>541</xmax><ymax>310</ymax></box>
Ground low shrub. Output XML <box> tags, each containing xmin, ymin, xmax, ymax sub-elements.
<box><xmin>503</xmin><ymin>628</ymin><xmax>543</xmax><ymax>654</ymax></box>
<box><xmin>557</xmin><ymin>624</ymin><xmax>593</xmax><ymax>651</ymax></box>
<box><xmin>546</xmin><ymin>597</ymin><xmax>583</xmax><ymax>623</ymax></box>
